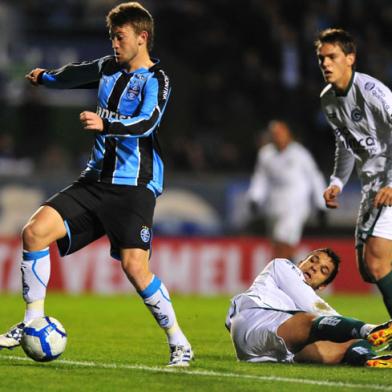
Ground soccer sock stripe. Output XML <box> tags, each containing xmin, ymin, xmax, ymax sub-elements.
<box><xmin>138</xmin><ymin>275</ymin><xmax>161</xmax><ymax>299</ymax></box>
<box><xmin>138</xmin><ymin>275</ymin><xmax>188</xmax><ymax>347</ymax></box>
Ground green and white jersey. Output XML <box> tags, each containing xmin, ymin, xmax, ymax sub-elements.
<box><xmin>225</xmin><ymin>258</ymin><xmax>338</xmax><ymax>333</ymax></box>
<box><xmin>320</xmin><ymin>71</ymin><xmax>392</xmax><ymax>192</ymax></box>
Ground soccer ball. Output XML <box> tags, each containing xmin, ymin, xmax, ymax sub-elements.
<box><xmin>21</xmin><ymin>316</ymin><xmax>67</xmax><ymax>362</ymax></box>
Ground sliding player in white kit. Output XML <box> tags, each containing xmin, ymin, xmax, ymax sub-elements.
<box><xmin>315</xmin><ymin>28</ymin><xmax>392</xmax><ymax>317</ymax></box>
<box><xmin>226</xmin><ymin>248</ymin><xmax>392</xmax><ymax>367</ymax></box>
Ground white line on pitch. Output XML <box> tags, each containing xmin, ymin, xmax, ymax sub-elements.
<box><xmin>1</xmin><ymin>355</ymin><xmax>391</xmax><ymax>391</ymax></box>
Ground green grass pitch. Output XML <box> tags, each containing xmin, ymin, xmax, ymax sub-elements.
<box><xmin>1</xmin><ymin>293</ymin><xmax>392</xmax><ymax>391</ymax></box>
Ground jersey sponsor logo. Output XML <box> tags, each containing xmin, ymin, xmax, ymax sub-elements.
<box><xmin>351</xmin><ymin>108</ymin><xmax>363</xmax><ymax>122</ymax></box>
<box><xmin>334</xmin><ymin>126</ymin><xmax>376</xmax><ymax>153</ymax></box>
<box><xmin>371</xmin><ymin>87</ymin><xmax>392</xmax><ymax>116</ymax></box>
<box><xmin>365</xmin><ymin>82</ymin><xmax>375</xmax><ymax>91</ymax></box>
<box><xmin>96</xmin><ymin>106</ymin><xmax>132</xmax><ymax>121</ymax></box>
<box><xmin>140</xmin><ymin>226</ymin><xmax>151</xmax><ymax>243</ymax></box>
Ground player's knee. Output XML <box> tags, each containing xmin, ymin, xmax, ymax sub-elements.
<box><xmin>363</xmin><ymin>260</ymin><xmax>386</xmax><ymax>281</ymax></box>
<box><xmin>22</xmin><ymin>222</ymin><xmax>48</xmax><ymax>248</ymax></box>
<box><xmin>121</xmin><ymin>257</ymin><xmax>148</xmax><ymax>280</ymax></box>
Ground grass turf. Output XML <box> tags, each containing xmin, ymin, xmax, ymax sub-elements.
<box><xmin>0</xmin><ymin>293</ymin><xmax>392</xmax><ymax>391</ymax></box>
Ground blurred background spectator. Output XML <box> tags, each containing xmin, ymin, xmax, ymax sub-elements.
<box><xmin>0</xmin><ymin>0</ymin><xmax>387</xmax><ymax>236</ymax></box>
<box><xmin>245</xmin><ymin>120</ymin><xmax>326</xmax><ymax>260</ymax></box>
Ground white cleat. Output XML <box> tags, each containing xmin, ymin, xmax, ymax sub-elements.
<box><xmin>0</xmin><ymin>322</ymin><xmax>25</xmax><ymax>350</ymax></box>
<box><xmin>168</xmin><ymin>345</ymin><xmax>194</xmax><ymax>367</ymax></box>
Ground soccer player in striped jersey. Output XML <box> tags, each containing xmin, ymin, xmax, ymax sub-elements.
<box><xmin>315</xmin><ymin>28</ymin><xmax>392</xmax><ymax>318</ymax></box>
<box><xmin>0</xmin><ymin>2</ymin><xmax>193</xmax><ymax>366</ymax></box>
<box><xmin>226</xmin><ymin>248</ymin><xmax>392</xmax><ymax>367</ymax></box>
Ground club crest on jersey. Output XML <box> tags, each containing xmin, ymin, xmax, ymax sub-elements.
<box><xmin>365</xmin><ymin>82</ymin><xmax>375</xmax><ymax>91</ymax></box>
<box><xmin>140</xmin><ymin>226</ymin><xmax>150</xmax><ymax>243</ymax></box>
<box><xmin>351</xmin><ymin>108</ymin><xmax>363</xmax><ymax>122</ymax></box>
<box><xmin>127</xmin><ymin>79</ymin><xmax>141</xmax><ymax>100</ymax></box>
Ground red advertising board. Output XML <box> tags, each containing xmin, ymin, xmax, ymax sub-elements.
<box><xmin>0</xmin><ymin>236</ymin><xmax>373</xmax><ymax>294</ymax></box>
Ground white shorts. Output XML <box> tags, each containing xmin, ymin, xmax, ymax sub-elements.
<box><xmin>356</xmin><ymin>205</ymin><xmax>392</xmax><ymax>246</ymax></box>
<box><xmin>230</xmin><ymin>308</ymin><xmax>294</xmax><ymax>363</ymax></box>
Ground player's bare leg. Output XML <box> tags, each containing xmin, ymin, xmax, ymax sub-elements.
<box><xmin>120</xmin><ymin>248</ymin><xmax>193</xmax><ymax>366</ymax></box>
<box><xmin>294</xmin><ymin>340</ymin><xmax>354</xmax><ymax>364</ymax></box>
<box><xmin>0</xmin><ymin>206</ymin><xmax>67</xmax><ymax>349</ymax></box>
<box><xmin>363</xmin><ymin>236</ymin><xmax>392</xmax><ymax>317</ymax></box>
<box><xmin>278</xmin><ymin>313</ymin><xmax>392</xmax><ymax>366</ymax></box>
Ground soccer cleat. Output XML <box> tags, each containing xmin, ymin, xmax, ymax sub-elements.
<box><xmin>168</xmin><ymin>345</ymin><xmax>194</xmax><ymax>367</ymax></box>
<box><xmin>366</xmin><ymin>355</ymin><xmax>392</xmax><ymax>368</ymax></box>
<box><xmin>0</xmin><ymin>322</ymin><xmax>25</xmax><ymax>350</ymax></box>
<box><xmin>367</xmin><ymin>320</ymin><xmax>392</xmax><ymax>347</ymax></box>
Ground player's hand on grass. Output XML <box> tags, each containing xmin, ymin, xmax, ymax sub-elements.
<box><xmin>323</xmin><ymin>185</ymin><xmax>341</xmax><ymax>209</ymax></box>
<box><xmin>80</xmin><ymin>111</ymin><xmax>104</xmax><ymax>132</ymax></box>
<box><xmin>374</xmin><ymin>186</ymin><xmax>392</xmax><ymax>208</ymax></box>
<box><xmin>25</xmin><ymin>68</ymin><xmax>46</xmax><ymax>86</ymax></box>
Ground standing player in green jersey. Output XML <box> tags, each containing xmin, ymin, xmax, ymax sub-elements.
<box><xmin>316</xmin><ymin>28</ymin><xmax>392</xmax><ymax>317</ymax></box>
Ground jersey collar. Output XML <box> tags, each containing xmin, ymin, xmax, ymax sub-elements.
<box><xmin>122</xmin><ymin>58</ymin><xmax>160</xmax><ymax>75</ymax></box>
<box><xmin>335</xmin><ymin>71</ymin><xmax>355</xmax><ymax>97</ymax></box>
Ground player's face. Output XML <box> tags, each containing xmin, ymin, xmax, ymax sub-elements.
<box><xmin>298</xmin><ymin>251</ymin><xmax>335</xmax><ymax>289</ymax></box>
<box><xmin>270</xmin><ymin>122</ymin><xmax>292</xmax><ymax>151</ymax></box>
<box><xmin>317</xmin><ymin>43</ymin><xmax>355</xmax><ymax>91</ymax></box>
<box><xmin>110</xmin><ymin>24</ymin><xmax>146</xmax><ymax>71</ymax></box>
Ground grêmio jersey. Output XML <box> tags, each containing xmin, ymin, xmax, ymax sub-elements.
<box><xmin>39</xmin><ymin>55</ymin><xmax>171</xmax><ymax>197</ymax></box>
<box><xmin>320</xmin><ymin>71</ymin><xmax>392</xmax><ymax>193</ymax></box>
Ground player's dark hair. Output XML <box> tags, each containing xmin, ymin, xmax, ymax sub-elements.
<box><xmin>106</xmin><ymin>2</ymin><xmax>154</xmax><ymax>52</ymax></box>
<box><xmin>314</xmin><ymin>28</ymin><xmax>356</xmax><ymax>56</ymax></box>
<box><xmin>312</xmin><ymin>247</ymin><xmax>341</xmax><ymax>286</ymax></box>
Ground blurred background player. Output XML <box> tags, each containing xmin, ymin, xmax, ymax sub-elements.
<box><xmin>246</xmin><ymin>120</ymin><xmax>326</xmax><ymax>260</ymax></box>
<box><xmin>316</xmin><ymin>28</ymin><xmax>392</xmax><ymax>317</ymax></box>
<box><xmin>0</xmin><ymin>2</ymin><xmax>193</xmax><ymax>366</ymax></box>
<box><xmin>226</xmin><ymin>248</ymin><xmax>392</xmax><ymax>367</ymax></box>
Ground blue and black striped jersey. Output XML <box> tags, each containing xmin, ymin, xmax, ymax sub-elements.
<box><xmin>40</xmin><ymin>55</ymin><xmax>171</xmax><ymax>197</ymax></box>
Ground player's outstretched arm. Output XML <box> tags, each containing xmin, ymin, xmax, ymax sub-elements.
<box><xmin>323</xmin><ymin>185</ymin><xmax>341</xmax><ymax>209</ymax></box>
<box><xmin>25</xmin><ymin>68</ymin><xmax>46</xmax><ymax>86</ymax></box>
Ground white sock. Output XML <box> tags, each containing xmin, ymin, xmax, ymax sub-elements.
<box><xmin>21</xmin><ymin>248</ymin><xmax>50</xmax><ymax>323</ymax></box>
<box><xmin>24</xmin><ymin>300</ymin><xmax>45</xmax><ymax>324</ymax></box>
<box><xmin>360</xmin><ymin>323</ymin><xmax>376</xmax><ymax>338</ymax></box>
<box><xmin>139</xmin><ymin>275</ymin><xmax>189</xmax><ymax>347</ymax></box>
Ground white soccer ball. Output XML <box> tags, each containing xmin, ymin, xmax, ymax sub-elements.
<box><xmin>21</xmin><ymin>316</ymin><xmax>67</xmax><ymax>362</ymax></box>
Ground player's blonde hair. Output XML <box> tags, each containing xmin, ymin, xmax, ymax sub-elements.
<box><xmin>106</xmin><ymin>2</ymin><xmax>154</xmax><ymax>52</ymax></box>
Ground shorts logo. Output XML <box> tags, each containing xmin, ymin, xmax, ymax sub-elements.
<box><xmin>140</xmin><ymin>226</ymin><xmax>150</xmax><ymax>243</ymax></box>
<box><xmin>351</xmin><ymin>108</ymin><xmax>363</xmax><ymax>122</ymax></box>
<box><xmin>365</xmin><ymin>82</ymin><xmax>375</xmax><ymax>91</ymax></box>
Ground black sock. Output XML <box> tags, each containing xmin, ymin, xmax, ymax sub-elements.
<box><xmin>310</xmin><ymin>316</ymin><xmax>366</xmax><ymax>342</ymax></box>
<box><xmin>377</xmin><ymin>271</ymin><xmax>392</xmax><ymax>317</ymax></box>
<box><xmin>342</xmin><ymin>340</ymin><xmax>375</xmax><ymax>366</ymax></box>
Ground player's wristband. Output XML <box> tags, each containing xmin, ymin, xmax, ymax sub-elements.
<box><xmin>36</xmin><ymin>70</ymin><xmax>47</xmax><ymax>84</ymax></box>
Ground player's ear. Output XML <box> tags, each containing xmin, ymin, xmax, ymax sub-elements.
<box><xmin>347</xmin><ymin>53</ymin><xmax>355</xmax><ymax>67</ymax></box>
<box><xmin>138</xmin><ymin>31</ymin><xmax>148</xmax><ymax>47</ymax></box>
